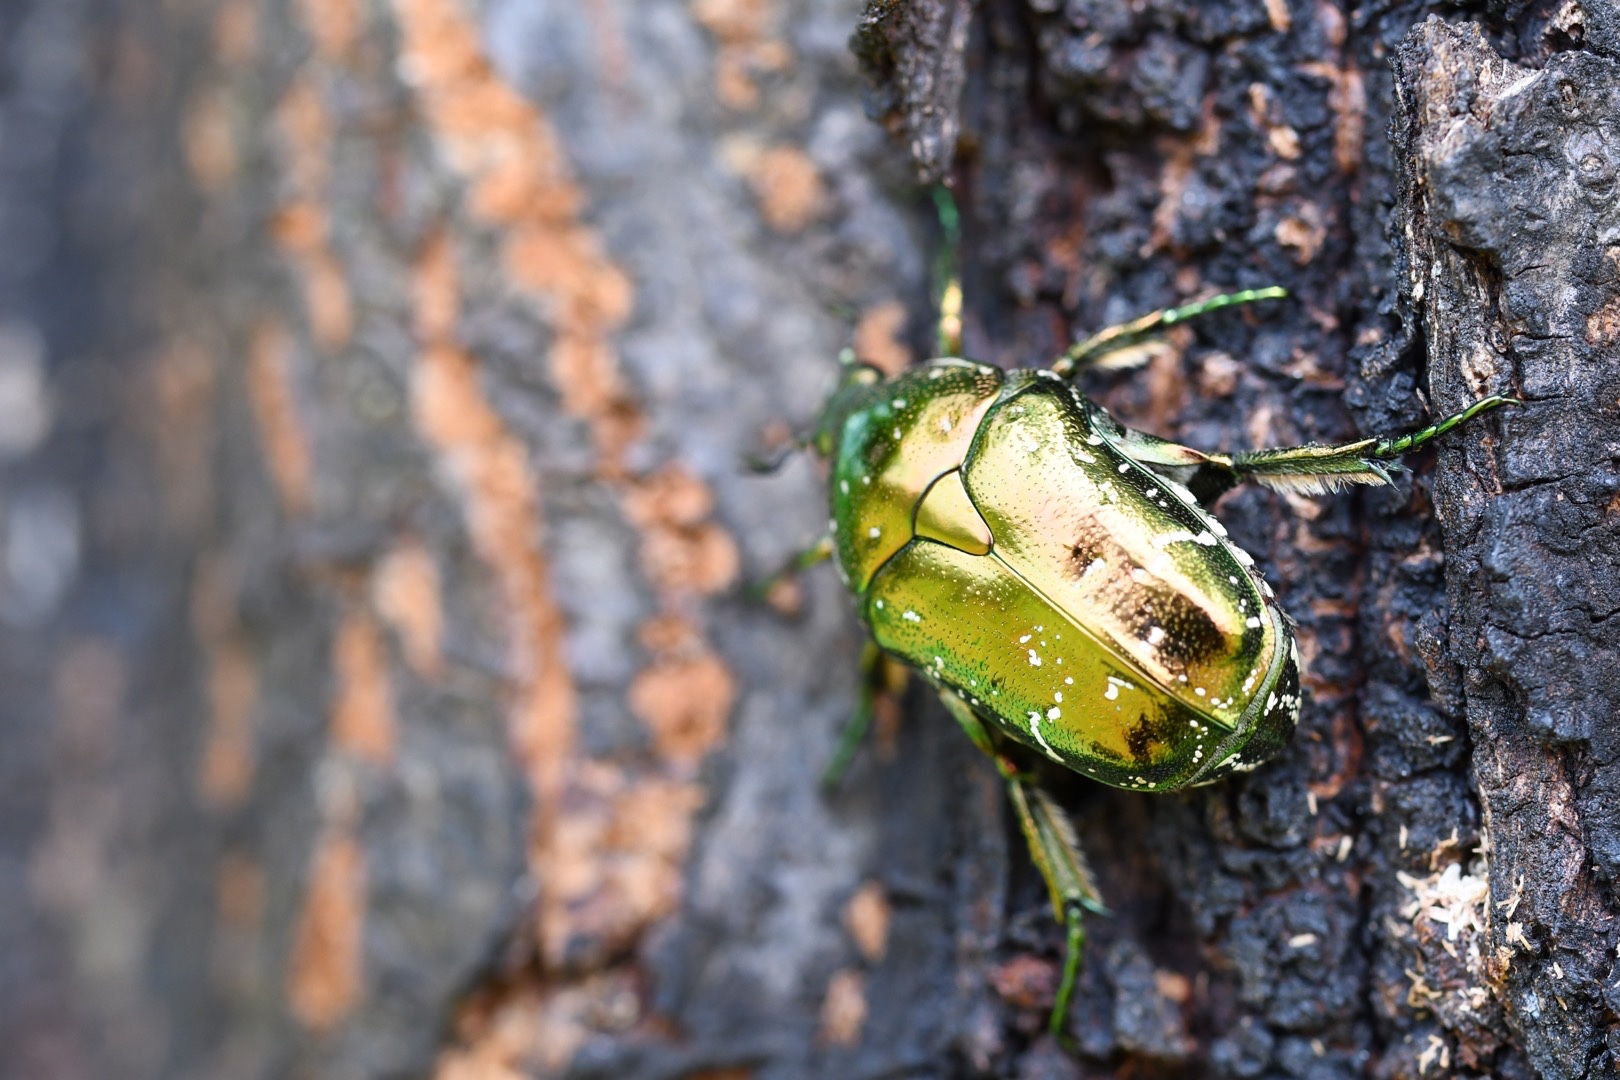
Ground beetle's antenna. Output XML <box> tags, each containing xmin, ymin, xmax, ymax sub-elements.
<box><xmin>932</xmin><ymin>186</ymin><xmax>964</xmax><ymax>358</ymax></box>
<box><xmin>1053</xmin><ymin>286</ymin><xmax>1288</xmax><ymax>379</ymax></box>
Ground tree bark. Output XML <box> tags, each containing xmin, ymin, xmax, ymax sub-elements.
<box><xmin>3</xmin><ymin>1</ymin><xmax>1617</xmax><ymax>1078</ymax></box>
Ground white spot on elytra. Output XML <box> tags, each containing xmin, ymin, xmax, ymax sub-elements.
<box><xmin>1246</xmin><ymin>616</ymin><xmax>1263</xmax><ymax>629</ymax></box>
<box><xmin>868</xmin><ymin>526</ymin><xmax>881</xmax><ymax>539</ymax></box>
<box><xmin>903</xmin><ymin>609</ymin><xmax>921</xmax><ymax>622</ymax></box>
<box><xmin>1047</xmin><ymin>706</ymin><xmax>1061</xmax><ymax>719</ymax></box>
<box><xmin>1019</xmin><ymin>634</ymin><xmax>1031</xmax><ymax>644</ymax></box>
<box><xmin>874</xmin><ymin>599</ymin><xmax>884</xmax><ymax>609</ymax></box>
<box><xmin>1027</xmin><ymin>649</ymin><xmax>1042</xmax><ymax>667</ymax></box>
<box><xmin>1053</xmin><ymin>691</ymin><xmax>1063</xmax><ymax>703</ymax></box>
<box><xmin>1064</xmin><ymin>676</ymin><xmax>1073</xmax><ymax>685</ymax></box>
<box><xmin>1028</xmin><ymin>711</ymin><xmax>1062</xmax><ymax>761</ymax></box>
<box><xmin>893</xmin><ymin>398</ymin><xmax>907</xmax><ymax>409</ymax></box>
<box><xmin>1146</xmin><ymin>626</ymin><xmax>1166</xmax><ymax>646</ymax></box>
<box><xmin>840</xmin><ymin>479</ymin><xmax>849</xmax><ymax>494</ymax></box>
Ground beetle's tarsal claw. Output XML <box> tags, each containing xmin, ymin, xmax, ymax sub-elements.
<box><xmin>1049</xmin><ymin>900</ymin><xmax>1087</xmax><ymax>1037</ymax></box>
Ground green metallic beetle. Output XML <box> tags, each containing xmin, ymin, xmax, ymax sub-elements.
<box><xmin>772</xmin><ymin>207</ymin><xmax>1518</xmax><ymax>1038</ymax></box>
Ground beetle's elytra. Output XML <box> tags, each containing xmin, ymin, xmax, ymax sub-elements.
<box><xmin>817</xmin><ymin>358</ymin><xmax>1301</xmax><ymax>793</ymax></box>
<box><xmin>780</xmin><ymin>274</ymin><xmax>1517</xmax><ymax>1039</ymax></box>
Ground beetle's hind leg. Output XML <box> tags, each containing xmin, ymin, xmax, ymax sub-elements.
<box><xmin>1052</xmin><ymin>287</ymin><xmax>1287</xmax><ymax>379</ymax></box>
<box><xmin>1223</xmin><ymin>394</ymin><xmax>1521</xmax><ymax>495</ymax></box>
<box><xmin>937</xmin><ymin>691</ymin><xmax>1106</xmax><ymax>1039</ymax></box>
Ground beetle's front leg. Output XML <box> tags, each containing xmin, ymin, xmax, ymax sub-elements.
<box><xmin>820</xmin><ymin>640</ymin><xmax>907</xmax><ymax>791</ymax></box>
<box><xmin>937</xmin><ymin>691</ymin><xmax>1105</xmax><ymax>1039</ymax></box>
<box><xmin>750</xmin><ymin>534</ymin><xmax>835</xmax><ymax>604</ymax></box>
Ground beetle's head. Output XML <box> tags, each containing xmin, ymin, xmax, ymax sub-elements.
<box><xmin>810</xmin><ymin>348</ymin><xmax>884</xmax><ymax>459</ymax></box>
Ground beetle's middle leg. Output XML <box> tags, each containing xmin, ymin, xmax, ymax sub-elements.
<box><xmin>1052</xmin><ymin>286</ymin><xmax>1287</xmax><ymax>378</ymax></box>
<box><xmin>820</xmin><ymin>640</ymin><xmax>907</xmax><ymax>791</ymax></box>
<box><xmin>937</xmin><ymin>691</ymin><xmax>1105</xmax><ymax>1039</ymax></box>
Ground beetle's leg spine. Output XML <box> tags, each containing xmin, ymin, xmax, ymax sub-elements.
<box><xmin>1053</xmin><ymin>286</ymin><xmax>1287</xmax><ymax>378</ymax></box>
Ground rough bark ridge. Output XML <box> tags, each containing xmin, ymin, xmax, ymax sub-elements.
<box><xmin>1</xmin><ymin>0</ymin><xmax>1616</xmax><ymax>1079</ymax></box>
<box><xmin>1396</xmin><ymin>18</ymin><xmax>1620</xmax><ymax>1078</ymax></box>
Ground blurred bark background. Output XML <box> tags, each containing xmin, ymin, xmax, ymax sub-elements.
<box><xmin>2</xmin><ymin>0</ymin><xmax>1617</xmax><ymax>1077</ymax></box>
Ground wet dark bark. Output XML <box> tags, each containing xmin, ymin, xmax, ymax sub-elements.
<box><xmin>2</xmin><ymin>1</ymin><xmax>1616</xmax><ymax>1079</ymax></box>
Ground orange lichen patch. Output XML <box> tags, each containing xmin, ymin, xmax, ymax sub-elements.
<box><xmin>749</xmin><ymin>146</ymin><xmax>825</xmax><ymax>233</ymax></box>
<box><xmin>412</xmin><ymin>228</ymin><xmax>460</xmax><ymax>341</ymax></box>
<box><xmin>1264</xmin><ymin>0</ymin><xmax>1291</xmax><ymax>34</ymax></box>
<box><xmin>275</xmin><ymin>77</ymin><xmax>331</xmax><ymax>195</ymax></box>
<box><xmin>271</xmin><ymin>75</ymin><xmax>354</xmax><ymax>351</ymax></box>
<box><xmin>193</xmin><ymin>556</ymin><xmax>260</xmax><ymax>808</ymax></box>
<box><xmin>990</xmin><ymin>954</ymin><xmax>1058</xmax><ymax>1010</ymax></box>
<box><xmin>247</xmin><ymin>320</ymin><xmax>313</xmax><ymax>516</ymax></box>
<box><xmin>373</xmin><ymin>537</ymin><xmax>445</xmax><ymax>679</ymax></box>
<box><xmin>294</xmin><ymin>0</ymin><xmax>363</xmax><ymax>60</ymax></box>
<box><xmin>147</xmin><ymin>338</ymin><xmax>217</xmax><ymax>531</ymax></box>
<box><xmin>395</xmin><ymin>5</ymin><xmax>740</xmax><ymax>1061</ymax></box>
<box><xmin>1586</xmin><ymin>291</ymin><xmax>1620</xmax><ymax>347</ymax></box>
<box><xmin>1155</xmin><ymin>969</ymin><xmax>1193</xmax><ymax>1004</ymax></box>
<box><xmin>1275</xmin><ymin>204</ymin><xmax>1327</xmax><ymax>264</ymax></box>
<box><xmin>624</xmin><ymin>465</ymin><xmax>717</xmax><ymax>529</ymax></box>
<box><xmin>199</xmin><ymin>639</ymin><xmax>260</xmax><ymax>808</ymax></box>
<box><xmin>543</xmin><ymin>764</ymin><xmax>704</xmax><ymax>966</ymax></box>
<box><xmin>1150</xmin><ymin>141</ymin><xmax>1199</xmax><ymax>254</ymax></box>
<box><xmin>216</xmin><ymin>851</ymin><xmax>266</xmax><ymax>933</ymax></box>
<box><xmin>332</xmin><ymin>609</ymin><xmax>398</xmax><ymax>765</ymax></box>
<box><xmin>214</xmin><ymin>0</ymin><xmax>260</xmax><ymax>65</ymax></box>
<box><xmin>412</xmin><ymin>338</ymin><xmax>576</xmax><ymax>800</ymax></box>
<box><xmin>854</xmin><ymin>301</ymin><xmax>912</xmax><ymax>377</ymax></box>
<box><xmin>641</xmin><ymin>520</ymin><xmax>740</xmax><ymax>595</ymax></box>
<box><xmin>691</xmin><ymin>0</ymin><xmax>792</xmax><ymax>109</ymax></box>
<box><xmin>437</xmin><ymin>973</ymin><xmax>642</xmax><ymax>1079</ymax></box>
<box><xmin>1300</xmin><ymin>60</ymin><xmax>1367</xmax><ymax>175</ymax></box>
<box><xmin>1247</xmin><ymin>83</ymin><xmax>1301</xmax><ymax>161</ymax></box>
<box><xmin>817</xmin><ymin>968</ymin><xmax>868</xmax><ymax>1046</ymax></box>
<box><xmin>287</xmin><ymin>827</ymin><xmax>367</xmax><ymax>1031</ymax></box>
<box><xmin>183</xmin><ymin>91</ymin><xmax>238</xmax><ymax>192</ymax></box>
<box><xmin>843</xmin><ymin>881</ymin><xmax>891</xmax><ymax>963</ymax></box>
<box><xmin>393</xmin><ymin>0</ymin><xmax>641</xmax><ymax>471</ymax></box>
<box><xmin>272</xmin><ymin>202</ymin><xmax>355</xmax><ymax>352</ymax></box>
<box><xmin>628</xmin><ymin>653</ymin><xmax>736</xmax><ymax>766</ymax></box>
<box><xmin>624</xmin><ymin>466</ymin><xmax>741</xmax><ymax>594</ymax></box>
